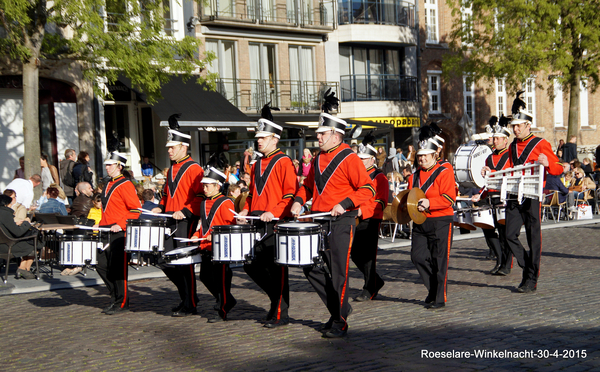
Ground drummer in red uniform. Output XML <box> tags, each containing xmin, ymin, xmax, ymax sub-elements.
<box><xmin>408</xmin><ymin>129</ymin><xmax>456</xmax><ymax>310</ymax></box>
<box><xmin>352</xmin><ymin>142</ymin><xmax>389</xmax><ymax>302</ymax></box>
<box><xmin>191</xmin><ymin>167</ymin><xmax>237</xmax><ymax>323</ymax></box>
<box><xmin>152</xmin><ymin>115</ymin><xmax>204</xmax><ymax>317</ymax></box>
<box><xmin>237</xmin><ymin>117</ymin><xmax>297</xmax><ymax>328</ymax></box>
<box><xmin>290</xmin><ymin>112</ymin><xmax>375</xmax><ymax>338</ymax></box>
<box><xmin>97</xmin><ymin>151</ymin><xmax>141</xmax><ymax>315</ymax></box>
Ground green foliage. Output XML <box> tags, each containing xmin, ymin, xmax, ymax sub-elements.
<box><xmin>0</xmin><ymin>0</ymin><xmax>216</xmax><ymax>102</ymax></box>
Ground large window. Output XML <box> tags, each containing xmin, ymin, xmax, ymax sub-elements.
<box><xmin>523</xmin><ymin>78</ymin><xmax>536</xmax><ymax>127</ymax></box>
<box><xmin>553</xmin><ymin>79</ymin><xmax>563</xmax><ymax>127</ymax></box>
<box><xmin>424</xmin><ymin>0</ymin><xmax>438</xmax><ymax>43</ymax></box>
<box><xmin>289</xmin><ymin>45</ymin><xmax>316</xmax><ymax>109</ymax></box>
<box><xmin>206</xmin><ymin>39</ymin><xmax>238</xmax><ymax>105</ymax></box>
<box><xmin>496</xmin><ymin>78</ymin><xmax>506</xmax><ymax>117</ymax></box>
<box><xmin>461</xmin><ymin>3</ymin><xmax>473</xmax><ymax>46</ymax></box>
<box><xmin>428</xmin><ymin>72</ymin><xmax>441</xmax><ymax>113</ymax></box>
<box><xmin>249</xmin><ymin>43</ymin><xmax>277</xmax><ymax>108</ymax></box>
<box><xmin>463</xmin><ymin>75</ymin><xmax>475</xmax><ymax>125</ymax></box>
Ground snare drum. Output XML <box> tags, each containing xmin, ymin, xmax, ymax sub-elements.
<box><xmin>453</xmin><ymin>144</ymin><xmax>493</xmax><ymax>188</ymax></box>
<box><xmin>472</xmin><ymin>207</ymin><xmax>495</xmax><ymax>229</ymax></box>
<box><xmin>212</xmin><ymin>225</ymin><xmax>257</xmax><ymax>263</ymax></box>
<box><xmin>495</xmin><ymin>205</ymin><xmax>506</xmax><ymax>225</ymax></box>
<box><xmin>454</xmin><ymin>209</ymin><xmax>476</xmax><ymax>230</ymax></box>
<box><xmin>125</xmin><ymin>219</ymin><xmax>166</xmax><ymax>253</ymax></box>
<box><xmin>275</xmin><ymin>222</ymin><xmax>321</xmax><ymax>266</ymax></box>
<box><xmin>164</xmin><ymin>246</ymin><xmax>202</xmax><ymax>265</ymax></box>
<box><xmin>59</xmin><ymin>235</ymin><xmax>101</xmax><ymax>266</ymax></box>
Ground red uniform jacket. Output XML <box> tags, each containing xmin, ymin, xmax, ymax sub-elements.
<box><xmin>508</xmin><ymin>134</ymin><xmax>563</xmax><ymax>186</ymax></box>
<box><xmin>243</xmin><ymin>148</ymin><xmax>297</xmax><ymax>218</ymax></box>
<box><xmin>100</xmin><ymin>174</ymin><xmax>141</xmax><ymax>229</ymax></box>
<box><xmin>360</xmin><ymin>166</ymin><xmax>389</xmax><ymax>220</ymax></box>
<box><xmin>408</xmin><ymin>162</ymin><xmax>456</xmax><ymax>218</ymax></box>
<box><xmin>295</xmin><ymin>143</ymin><xmax>375</xmax><ymax>212</ymax></box>
<box><xmin>159</xmin><ymin>155</ymin><xmax>204</xmax><ymax>216</ymax></box>
<box><xmin>192</xmin><ymin>194</ymin><xmax>235</xmax><ymax>252</ymax></box>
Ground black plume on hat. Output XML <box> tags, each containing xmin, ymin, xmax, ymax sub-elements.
<box><xmin>168</xmin><ymin>113</ymin><xmax>181</xmax><ymax>130</ymax></box>
<box><xmin>322</xmin><ymin>88</ymin><xmax>339</xmax><ymax>114</ymax></box>
<box><xmin>429</xmin><ymin>120</ymin><xmax>443</xmax><ymax>135</ymax></box>
<box><xmin>498</xmin><ymin>114</ymin><xmax>510</xmax><ymax>127</ymax></box>
<box><xmin>511</xmin><ymin>90</ymin><xmax>526</xmax><ymax>116</ymax></box>
<box><xmin>418</xmin><ymin>125</ymin><xmax>435</xmax><ymax>142</ymax></box>
<box><xmin>260</xmin><ymin>101</ymin><xmax>280</xmax><ymax>121</ymax></box>
<box><xmin>362</xmin><ymin>130</ymin><xmax>376</xmax><ymax>146</ymax></box>
<box><xmin>488</xmin><ymin>116</ymin><xmax>498</xmax><ymax>126</ymax></box>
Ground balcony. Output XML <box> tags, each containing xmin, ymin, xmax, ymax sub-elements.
<box><xmin>338</xmin><ymin>0</ymin><xmax>415</xmax><ymax>28</ymax></box>
<box><xmin>215</xmin><ymin>78</ymin><xmax>339</xmax><ymax>114</ymax></box>
<box><xmin>201</xmin><ymin>0</ymin><xmax>336</xmax><ymax>30</ymax></box>
<box><xmin>340</xmin><ymin>74</ymin><xmax>417</xmax><ymax>102</ymax></box>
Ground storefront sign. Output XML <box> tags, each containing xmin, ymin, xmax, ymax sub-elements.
<box><xmin>351</xmin><ymin>117</ymin><xmax>420</xmax><ymax>128</ymax></box>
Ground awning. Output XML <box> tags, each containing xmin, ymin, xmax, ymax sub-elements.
<box><xmin>121</xmin><ymin>76</ymin><xmax>256</xmax><ymax>130</ymax></box>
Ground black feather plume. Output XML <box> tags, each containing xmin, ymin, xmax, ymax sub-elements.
<box><xmin>322</xmin><ymin>88</ymin><xmax>339</xmax><ymax>113</ymax></box>
<box><xmin>419</xmin><ymin>126</ymin><xmax>434</xmax><ymax>142</ymax></box>
<box><xmin>498</xmin><ymin>114</ymin><xmax>510</xmax><ymax>127</ymax></box>
<box><xmin>260</xmin><ymin>101</ymin><xmax>280</xmax><ymax>121</ymax></box>
<box><xmin>362</xmin><ymin>130</ymin><xmax>376</xmax><ymax>146</ymax></box>
<box><xmin>168</xmin><ymin>113</ymin><xmax>181</xmax><ymax>130</ymax></box>
<box><xmin>429</xmin><ymin>120</ymin><xmax>443</xmax><ymax>135</ymax></box>
<box><xmin>511</xmin><ymin>90</ymin><xmax>526</xmax><ymax>116</ymax></box>
<box><xmin>488</xmin><ymin>116</ymin><xmax>498</xmax><ymax>126</ymax></box>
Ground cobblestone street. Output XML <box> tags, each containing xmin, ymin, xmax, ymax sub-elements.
<box><xmin>1</xmin><ymin>225</ymin><xmax>599</xmax><ymax>371</ymax></box>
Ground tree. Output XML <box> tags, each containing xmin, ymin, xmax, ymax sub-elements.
<box><xmin>444</xmin><ymin>0</ymin><xmax>600</xmax><ymax>140</ymax></box>
<box><xmin>0</xmin><ymin>0</ymin><xmax>215</xmax><ymax>190</ymax></box>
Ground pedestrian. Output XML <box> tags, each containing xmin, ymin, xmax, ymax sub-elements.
<box><xmin>141</xmin><ymin>156</ymin><xmax>153</xmax><ymax>177</ymax></box>
<box><xmin>40</xmin><ymin>153</ymin><xmax>60</xmax><ymax>192</ymax></box>
<box><xmin>72</xmin><ymin>151</ymin><xmax>94</xmax><ymax>189</ymax></box>
<box><xmin>376</xmin><ymin>146</ymin><xmax>386</xmax><ymax>168</ymax></box>
<box><xmin>59</xmin><ymin>149</ymin><xmax>77</xmax><ymax>204</ymax></box>
<box><xmin>301</xmin><ymin>148</ymin><xmax>312</xmax><ymax>177</ymax></box>
<box><xmin>562</xmin><ymin>136</ymin><xmax>577</xmax><ymax>163</ymax></box>
<box><xmin>13</xmin><ymin>156</ymin><xmax>25</xmax><ymax>180</ymax></box>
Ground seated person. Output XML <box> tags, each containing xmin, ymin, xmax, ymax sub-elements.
<box><xmin>70</xmin><ymin>182</ymin><xmax>94</xmax><ymax>218</ymax></box>
<box><xmin>0</xmin><ymin>194</ymin><xmax>37</xmax><ymax>279</ymax></box>
<box><xmin>38</xmin><ymin>186</ymin><xmax>68</xmax><ymax>216</ymax></box>
<box><xmin>544</xmin><ymin>174</ymin><xmax>571</xmax><ymax>206</ymax></box>
<box><xmin>3</xmin><ymin>189</ymin><xmax>29</xmax><ymax>225</ymax></box>
<box><xmin>139</xmin><ymin>189</ymin><xmax>159</xmax><ymax>220</ymax></box>
<box><xmin>87</xmin><ymin>193</ymin><xmax>103</xmax><ymax>225</ymax></box>
<box><xmin>570</xmin><ymin>167</ymin><xmax>596</xmax><ymax>201</ymax></box>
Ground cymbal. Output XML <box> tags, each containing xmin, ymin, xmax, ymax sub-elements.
<box><xmin>406</xmin><ymin>188</ymin><xmax>427</xmax><ymax>225</ymax></box>
<box><xmin>382</xmin><ymin>204</ymin><xmax>394</xmax><ymax>222</ymax></box>
<box><xmin>393</xmin><ymin>189</ymin><xmax>410</xmax><ymax>224</ymax></box>
<box><xmin>234</xmin><ymin>192</ymin><xmax>249</xmax><ymax>213</ymax></box>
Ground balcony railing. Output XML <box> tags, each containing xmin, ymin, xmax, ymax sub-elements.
<box><xmin>202</xmin><ymin>0</ymin><xmax>335</xmax><ymax>28</ymax></box>
<box><xmin>338</xmin><ymin>0</ymin><xmax>415</xmax><ymax>27</ymax></box>
<box><xmin>215</xmin><ymin>78</ymin><xmax>340</xmax><ymax>113</ymax></box>
<box><xmin>340</xmin><ymin>74</ymin><xmax>417</xmax><ymax>102</ymax></box>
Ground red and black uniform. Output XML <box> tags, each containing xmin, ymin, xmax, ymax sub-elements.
<box><xmin>295</xmin><ymin>143</ymin><xmax>375</xmax><ymax>332</ymax></box>
<box><xmin>506</xmin><ymin>134</ymin><xmax>562</xmax><ymax>290</ymax></box>
<box><xmin>351</xmin><ymin>165</ymin><xmax>389</xmax><ymax>299</ymax></box>
<box><xmin>157</xmin><ymin>155</ymin><xmax>204</xmax><ymax>312</ymax></box>
<box><xmin>192</xmin><ymin>193</ymin><xmax>236</xmax><ymax>320</ymax></box>
<box><xmin>98</xmin><ymin>174</ymin><xmax>141</xmax><ymax>310</ymax></box>
<box><xmin>243</xmin><ymin>148</ymin><xmax>296</xmax><ymax>322</ymax></box>
<box><xmin>408</xmin><ymin>162</ymin><xmax>456</xmax><ymax>306</ymax></box>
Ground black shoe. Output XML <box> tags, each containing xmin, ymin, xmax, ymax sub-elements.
<box><xmin>516</xmin><ymin>284</ymin><xmax>537</xmax><ymax>294</ymax></box>
<box><xmin>424</xmin><ymin>295</ymin><xmax>435</xmax><ymax>304</ymax></box>
<box><xmin>172</xmin><ymin>308</ymin><xmax>197</xmax><ymax>317</ymax></box>
<box><xmin>318</xmin><ymin>318</ymin><xmax>334</xmax><ymax>333</ymax></box>
<box><xmin>323</xmin><ymin>328</ymin><xmax>348</xmax><ymax>338</ymax></box>
<box><xmin>207</xmin><ymin>315</ymin><xmax>226</xmax><ymax>323</ymax></box>
<box><xmin>486</xmin><ymin>254</ymin><xmax>497</xmax><ymax>261</ymax></box>
<box><xmin>264</xmin><ymin>317</ymin><xmax>290</xmax><ymax>329</ymax></box>
<box><xmin>490</xmin><ymin>264</ymin><xmax>500</xmax><ymax>274</ymax></box>
<box><xmin>105</xmin><ymin>305</ymin><xmax>130</xmax><ymax>315</ymax></box>
<box><xmin>101</xmin><ymin>303</ymin><xmax>115</xmax><ymax>314</ymax></box>
<box><xmin>353</xmin><ymin>294</ymin><xmax>371</xmax><ymax>302</ymax></box>
<box><xmin>171</xmin><ymin>302</ymin><xmax>184</xmax><ymax>313</ymax></box>
<box><xmin>426</xmin><ymin>302</ymin><xmax>445</xmax><ymax>310</ymax></box>
<box><xmin>493</xmin><ymin>268</ymin><xmax>511</xmax><ymax>276</ymax></box>
<box><xmin>16</xmin><ymin>268</ymin><xmax>35</xmax><ymax>280</ymax></box>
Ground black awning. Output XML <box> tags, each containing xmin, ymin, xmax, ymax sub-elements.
<box><xmin>120</xmin><ymin>76</ymin><xmax>256</xmax><ymax>129</ymax></box>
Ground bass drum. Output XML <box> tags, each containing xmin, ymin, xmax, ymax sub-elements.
<box><xmin>453</xmin><ymin>144</ymin><xmax>493</xmax><ymax>189</ymax></box>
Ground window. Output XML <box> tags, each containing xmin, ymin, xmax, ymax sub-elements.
<box><xmin>289</xmin><ymin>45</ymin><xmax>315</xmax><ymax>110</ymax></box>
<box><xmin>580</xmin><ymin>79</ymin><xmax>589</xmax><ymax>127</ymax></box>
<box><xmin>206</xmin><ymin>40</ymin><xmax>238</xmax><ymax>105</ymax></box>
<box><xmin>461</xmin><ymin>3</ymin><xmax>473</xmax><ymax>46</ymax></box>
<box><xmin>425</xmin><ymin>0</ymin><xmax>438</xmax><ymax>43</ymax></box>
<box><xmin>496</xmin><ymin>78</ymin><xmax>506</xmax><ymax>116</ymax></box>
<box><xmin>249</xmin><ymin>43</ymin><xmax>277</xmax><ymax>108</ymax></box>
<box><xmin>553</xmin><ymin>79</ymin><xmax>563</xmax><ymax>127</ymax></box>
<box><xmin>428</xmin><ymin>73</ymin><xmax>441</xmax><ymax>113</ymax></box>
<box><xmin>463</xmin><ymin>76</ymin><xmax>475</xmax><ymax>125</ymax></box>
<box><xmin>523</xmin><ymin>78</ymin><xmax>536</xmax><ymax>127</ymax></box>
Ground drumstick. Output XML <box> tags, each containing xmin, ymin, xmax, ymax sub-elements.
<box><xmin>137</xmin><ymin>208</ymin><xmax>173</xmax><ymax>218</ymax></box>
<box><xmin>296</xmin><ymin>212</ymin><xmax>332</xmax><ymax>219</ymax></box>
<box><xmin>229</xmin><ymin>209</ymin><xmax>279</xmax><ymax>221</ymax></box>
<box><xmin>75</xmin><ymin>225</ymin><xmax>112</xmax><ymax>232</ymax></box>
<box><xmin>174</xmin><ymin>237</ymin><xmax>207</xmax><ymax>242</ymax></box>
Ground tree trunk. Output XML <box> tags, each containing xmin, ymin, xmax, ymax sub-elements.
<box><xmin>567</xmin><ymin>71</ymin><xmax>580</xmax><ymax>142</ymax></box>
<box><xmin>22</xmin><ymin>56</ymin><xmax>42</xmax><ymax>199</ymax></box>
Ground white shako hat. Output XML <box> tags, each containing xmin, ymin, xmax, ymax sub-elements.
<box><xmin>104</xmin><ymin>151</ymin><xmax>127</xmax><ymax>166</ymax></box>
<box><xmin>357</xmin><ymin>144</ymin><xmax>377</xmax><ymax>159</ymax></box>
<box><xmin>201</xmin><ymin>167</ymin><xmax>227</xmax><ymax>184</ymax></box>
<box><xmin>166</xmin><ymin>129</ymin><xmax>191</xmax><ymax>147</ymax></box>
<box><xmin>255</xmin><ymin>118</ymin><xmax>283</xmax><ymax>139</ymax></box>
<box><xmin>416</xmin><ymin>138</ymin><xmax>441</xmax><ymax>155</ymax></box>
<box><xmin>316</xmin><ymin>113</ymin><xmax>347</xmax><ymax>134</ymax></box>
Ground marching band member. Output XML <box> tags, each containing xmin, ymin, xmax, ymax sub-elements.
<box><xmin>478</xmin><ymin>116</ymin><xmax>513</xmax><ymax>275</ymax></box>
<box><xmin>503</xmin><ymin>93</ymin><xmax>563</xmax><ymax>293</ymax></box>
<box><xmin>352</xmin><ymin>141</ymin><xmax>389</xmax><ymax>302</ymax></box>
<box><xmin>409</xmin><ymin>131</ymin><xmax>456</xmax><ymax>309</ymax></box>
<box><xmin>290</xmin><ymin>112</ymin><xmax>375</xmax><ymax>338</ymax></box>
<box><xmin>97</xmin><ymin>151</ymin><xmax>141</xmax><ymax>315</ymax></box>
<box><xmin>191</xmin><ymin>168</ymin><xmax>237</xmax><ymax>323</ymax></box>
<box><xmin>152</xmin><ymin>115</ymin><xmax>204</xmax><ymax>317</ymax></box>
<box><xmin>238</xmin><ymin>115</ymin><xmax>297</xmax><ymax>328</ymax></box>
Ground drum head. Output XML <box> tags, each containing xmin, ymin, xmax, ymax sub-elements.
<box><xmin>127</xmin><ymin>219</ymin><xmax>167</xmax><ymax>227</ymax></box>
<box><xmin>278</xmin><ymin>222</ymin><xmax>320</xmax><ymax>229</ymax></box>
<box><xmin>213</xmin><ymin>224</ymin><xmax>256</xmax><ymax>233</ymax></box>
<box><xmin>165</xmin><ymin>246</ymin><xmax>199</xmax><ymax>256</ymax></box>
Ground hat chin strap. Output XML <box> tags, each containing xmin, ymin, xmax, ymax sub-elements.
<box><xmin>321</xmin><ymin>129</ymin><xmax>335</xmax><ymax>149</ymax></box>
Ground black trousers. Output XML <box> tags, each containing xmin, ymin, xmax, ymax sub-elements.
<box><xmin>97</xmin><ymin>231</ymin><xmax>128</xmax><ymax>308</ymax></box>
<box><xmin>304</xmin><ymin>219</ymin><xmax>355</xmax><ymax>331</ymax></box>
<box><xmin>351</xmin><ymin>218</ymin><xmax>384</xmax><ymax>298</ymax></box>
<box><xmin>411</xmin><ymin>216</ymin><xmax>453</xmax><ymax>304</ymax></box>
<box><xmin>244</xmin><ymin>220</ymin><xmax>289</xmax><ymax>320</ymax></box>
<box><xmin>496</xmin><ymin>222</ymin><xmax>514</xmax><ymax>271</ymax></box>
<box><xmin>199</xmin><ymin>252</ymin><xmax>236</xmax><ymax>319</ymax></box>
<box><xmin>505</xmin><ymin>198</ymin><xmax>542</xmax><ymax>287</ymax></box>
<box><xmin>160</xmin><ymin>218</ymin><xmax>198</xmax><ymax>311</ymax></box>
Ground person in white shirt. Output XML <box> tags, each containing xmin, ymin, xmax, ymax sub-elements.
<box><xmin>5</xmin><ymin>175</ymin><xmax>41</xmax><ymax>208</ymax></box>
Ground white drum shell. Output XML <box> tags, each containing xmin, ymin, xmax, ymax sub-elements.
<box><xmin>126</xmin><ymin>223</ymin><xmax>165</xmax><ymax>253</ymax></box>
<box><xmin>453</xmin><ymin>144</ymin><xmax>493</xmax><ymax>188</ymax></box>
<box><xmin>472</xmin><ymin>208</ymin><xmax>495</xmax><ymax>229</ymax></box>
<box><xmin>454</xmin><ymin>209</ymin><xmax>476</xmax><ymax>230</ymax></box>
<box><xmin>495</xmin><ymin>206</ymin><xmax>506</xmax><ymax>225</ymax></box>
<box><xmin>275</xmin><ymin>223</ymin><xmax>321</xmax><ymax>266</ymax></box>
<box><xmin>60</xmin><ymin>238</ymin><xmax>101</xmax><ymax>266</ymax></box>
<box><xmin>212</xmin><ymin>230</ymin><xmax>256</xmax><ymax>263</ymax></box>
<box><xmin>164</xmin><ymin>247</ymin><xmax>202</xmax><ymax>265</ymax></box>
